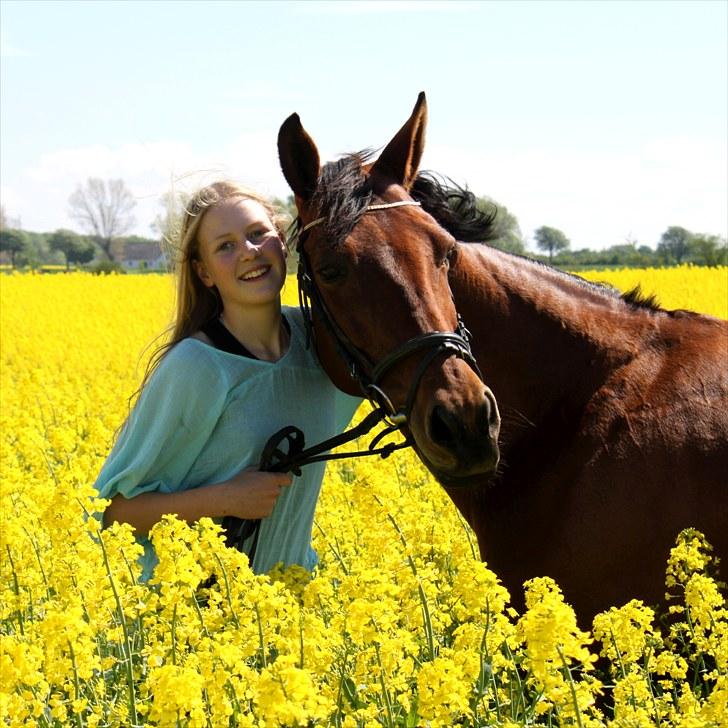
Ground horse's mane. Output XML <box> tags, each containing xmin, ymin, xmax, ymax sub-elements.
<box><xmin>410</xmin><ymin>172</ymin><xmax>499</xmax><ymax>242</ymax></box>
<box><xmin>309</xmin><ymin>150</ymin><xmax>374</xmax><ymax>246</ymax></box>
<box><xmin>300</xmin><ymin>153</ymin><xmax>663</xmax><ymax>314</ymax></box>
<box><xmin>620</xmin><ymin>285</ymin><xmax>662</xmax><ymax>312</ymax></box>
<box><xmin>409</xmin><ymin>172</ymin><xmax>663</xmax><ymax>313</ymax></box>
<box><xmin>308</xmin><ymin>153</ymin><xmax>500</xmax><ymax>246</ymax></box>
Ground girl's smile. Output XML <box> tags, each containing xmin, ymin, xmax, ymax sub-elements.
<box><xmin>239</xmin><ymin>264</ymin><xmax>272</xmax><ymax>282</ymax></box>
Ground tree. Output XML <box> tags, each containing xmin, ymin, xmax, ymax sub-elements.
<box><xmin>689</xmin><ymin>234</ymin><xmax>727</xmax><ymax>266</ymax></box>
<box><xmin>476</xmin><ymin>197</ymin><xmax>526</xmax><ymax>254</ymax></box>
<box><xmin>48</xmin><ymin>229</ymin><xmax>96</xmax><ymax>270</ymax></box>
<box><xmin>657</xmin><ymin>226</ymin><xmax>693</xmax><ymax>265</ymax></box>
<box><xmin>151</xmin><ymin>189</ymin><xmax>190</xmax><ymax>251</ymax></box>
<box><xmin>68</xmin><ymin>178</ymin><xmax>136</xmax><ymax>261</ymax></box>
<box><xmin>534</xmin><ymin>226</ymin><xmax>570</xmax><ymax>262</ymax></box>
<box><xmin>0</xmin><ymin>229</ymin><xmax>28</xmax><ymax>268</ymax></box>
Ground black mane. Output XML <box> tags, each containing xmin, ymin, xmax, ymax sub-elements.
<box><xmin>410</xmin><ymin>172</ymin><xmax>498</xmax><ymax>242</ymax></box>
<box><xmin>309</xmin><ymin>150</ymin><xmax>374</xmax><ymax>246</ymax></box>
<box><xmin>620</xmin><ymin>284</ymin><xmax>663</xmax><ymax>312</ymax></box>
<box><xmin>305</xmin><ymin>153</ymin><xmax>500</xmax><ymax>247</ymax></box>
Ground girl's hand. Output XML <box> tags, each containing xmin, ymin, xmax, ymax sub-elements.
<box><xmin>223</xmin><ymin>469</ymin><xmax>293</xmax><ymax>519</ymax></box>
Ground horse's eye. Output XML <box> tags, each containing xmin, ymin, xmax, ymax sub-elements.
<box><xmin>440</xmin><ymin>246</ymin><xmax>457</xmax><ymax>268</ymax></box>
<box><xmin>316</xmin><ymin>265</ymin><xmax>345</xmax><ymax>284</ymax></box>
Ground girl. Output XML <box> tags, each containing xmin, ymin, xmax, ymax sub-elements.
<box><xmin>95</xmin><ymin>181</ymin><xmax>360</xmax><ymax>581</ymax></box>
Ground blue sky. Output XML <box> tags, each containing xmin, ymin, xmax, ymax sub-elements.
<box><xmin>1</xmin><ymin>0</ymin><xmax>726</xmax><ymax>250</ymax></box>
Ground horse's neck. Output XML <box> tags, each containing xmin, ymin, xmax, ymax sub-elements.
<box><xmin>451</xmin><ymin>244</ymin><xmax>644</xmax><ymax>433</ymax></box>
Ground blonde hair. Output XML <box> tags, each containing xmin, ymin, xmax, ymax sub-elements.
<box><xmin>141</xmin><ymin>180</ymin><xmax>290</xmax><ymax>393</ymax></box>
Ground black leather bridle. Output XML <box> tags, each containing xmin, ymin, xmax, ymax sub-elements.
<box><xmin>295</xmin><ymin>200</ymin><xmax>484</xmax><ymax>425</ymax></box>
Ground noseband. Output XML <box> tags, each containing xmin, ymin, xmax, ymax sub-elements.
<box><xmin>295</xmin><ymin>200</ymin><xmax>483</xmax><ymax>425</ymax></box>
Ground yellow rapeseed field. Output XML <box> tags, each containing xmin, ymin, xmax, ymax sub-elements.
<box><xmin>1</xmin><ymin>266</ymin><xmax>726</xmax><ymax>727</ymax></box>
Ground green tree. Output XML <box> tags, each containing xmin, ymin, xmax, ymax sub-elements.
<box><xmin>68</xmin><ymin>178</ymin><xmax>136</xmax><ymax>261</ymax></box>
<box><xmin>477</xmin><ymin>197</ymin><xmax>525</xmax><ymax>254</ymax></box>
<box><xmin>48</xmin><ymin>229</ymin><xmax>96</xmax><ymax>270</ymax></box>
<box><xmin>534</xmin><ymin>226</ymin><xmax>570</xmax><ymax>262</ymax></box>
<box><xmin>688</xmin><ymin>234</ymin><xmax>727</xmax><ymax>266</ymax></box>
<box><xmin>657</xmin><ymin>226</ymin><xmax>693</xmax><ymax>265</ymax></box>
<box><xmin>0</xmin><ymin>229</ymin><xmax>28</xmax><ymax>268</ymax></box>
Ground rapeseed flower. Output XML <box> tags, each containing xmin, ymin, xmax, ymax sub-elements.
<box><xmin>1</xmin><ymin>270</ymin><xmax>726</xmax><ymax>726</ymax></box>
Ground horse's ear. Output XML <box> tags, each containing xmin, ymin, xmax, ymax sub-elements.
<box><xmin>371</xmin><ymin>92</ymin><xmax>428</xmax><ymax>190</ymax></box>
<box><xmin>278</xmin><ymin>113</ymin><xmax>321</xmax><ymax>201</ymax></box>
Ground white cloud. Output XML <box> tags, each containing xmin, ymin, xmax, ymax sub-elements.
<box><xmin>8</xmin><ymin>134</ymin><xmax>291</xmax><ymax>235</ymax></box>
<box><xmin>422</xmin><ymin>134</ymin><xmax>728</xmax><ymax>249</ymax></box>
<box><xmin>5</xmin><ymin>131</ymin><xmax>726</xmax><ymax>249</ymax></box>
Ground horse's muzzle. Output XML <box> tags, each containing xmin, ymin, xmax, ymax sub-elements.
<box><xmin>420</xmin><ymin>385</ymin><xmax>500</xmax><ymax>478</ymax></box>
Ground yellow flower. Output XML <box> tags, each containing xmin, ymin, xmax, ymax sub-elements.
<box><xmin>593</xmin><ymin>600</ymin><xmax>658</xmax><ymax>670</ymax></box>
<box><xmin>2</xmin><ymin>271</ymin><xmax>726</xmax><ymax>726</ymax></box>
<box><xmin>147</xmin><ymin>662</ymin><xmax>207</xmax><ymax>727</ymax></box>
<box><xmin>416</xmin><ymin>650</ymin><xmax>473</xmax><ymax>727</ymax></box>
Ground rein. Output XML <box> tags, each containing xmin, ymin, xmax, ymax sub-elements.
<box><xmin>223</xmin><ymin>200</ymin><xmax>482</xmax><ymax>556</ymax></box>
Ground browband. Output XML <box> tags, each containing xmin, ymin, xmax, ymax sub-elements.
<box><xmin>301</xmin><ymin>200</ymin><xmax>422</xmax><ymax>233</ymax></box>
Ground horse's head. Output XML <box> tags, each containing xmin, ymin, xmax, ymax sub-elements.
<box><xmin>278</xmin><ymin>92</ymin><xmax>500</xmax><ymax>483</ymax></box>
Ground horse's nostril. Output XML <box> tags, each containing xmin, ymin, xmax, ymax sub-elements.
<box><xmin>484</xmin><ymin>388</ymin><xmax>500</xmax><ymax>429</ymax></box>
<box><xmin>430</xmin><ymin>405</ymin><xmax>457</xmax><ymax>447</ymax></box>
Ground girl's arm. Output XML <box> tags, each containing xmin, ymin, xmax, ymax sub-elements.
<box><xmin>104</xmin><ymin>468</ymin><xmax>293</xmax><ymax>535</ymax></box>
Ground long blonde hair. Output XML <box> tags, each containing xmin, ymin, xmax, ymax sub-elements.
<box><xmin>141</xmin><ymin>181</ymin><xmax>289</xmax><ymax>392</ymax></box>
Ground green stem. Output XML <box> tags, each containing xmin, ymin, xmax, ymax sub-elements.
<box><xmin>608</xmin><ymin>621</ymin><xmax>628</xmax><ymax>680</ymax></box>
<box><xmin>386</xmin><ymin>513</ymin><xmax>435</xmax><ymax>661</ymax></box>
<box><xmin>642</xmin><ymin>646</ymin><xmax>663</xmax><ymax>728</ymax></box>
<box><xmin>5</xmin><ymin>544</ymin><xmax>25</xmax><ymax>635</ymax></box>
<box><xmin>212</xmin><ymin>552</ymin><xmax>240</xmax><ymax>629</ymax></box>
<box><xmin>97</xmin><ymin>529</ymin><xmax>139</xmax><ymax>726</ymax></box>
<box><xmin>22</xmin><ymin>526</ymin><xmax>52</xmax><ymax>602</ymax></box>
<box><xmin>67</xmin><ymin>640</ymin><xmax>85</xmax><ymax>728</ymax></box>
<box><xmin>455</xmin><ymin>508</ymin><xmax>479</xmax><ymax>561</ymax></box>
<box><xmin>374</xmin><ymin>642</ymin><xmax>395</xmax><ymax>728</ymax></box>
<box><xmin>314</xmin><ymin>519</ymin><xmax>350</xmax><ymax>576</ymax></box>
<box><xmin>254</xmin><ymin>603</ymin><xmax>267</xmax><ymax>668</ymax></box>
<box><xmin>171</xmin><ymin>602</ymin><xmax>178</xmax><ymax>666</ymax></box>
<box><xmin>556</xmin><ymin>644</ymin><xmax>585</xmax><ymax>728</ymax></box>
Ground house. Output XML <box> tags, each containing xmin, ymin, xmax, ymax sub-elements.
<box><xmin>122</xmin><ymin>241</ymin><xmax>169</xmax><ymax>271</ymax></box>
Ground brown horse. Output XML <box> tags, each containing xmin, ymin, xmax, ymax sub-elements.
<box><xmin>278</xmin><ymin>93</ymin><xmax>728</xmax><ymax>621</ymax></box>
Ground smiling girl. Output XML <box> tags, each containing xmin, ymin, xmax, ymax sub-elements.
<box><xmin>94</xmin><ymin>181</ymin><xmax>360</xmax><ymax>580</ymax></box>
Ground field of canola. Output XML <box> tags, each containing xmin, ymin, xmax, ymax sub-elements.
<box><xmin>1</xmin><ymin>266</ymin><xmax>726</xmax><ymax>727</ymax></box>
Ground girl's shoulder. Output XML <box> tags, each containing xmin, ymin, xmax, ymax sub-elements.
<box><xmin>149</xmin><ymin>336</ymin><xmax>230</xmax><ymax>390</ymax></box>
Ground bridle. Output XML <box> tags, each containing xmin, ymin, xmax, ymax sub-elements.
<box><xmin>295</xmin><ymin>200</ymin><xmax>483</xmax><ymax>426</ymax></box>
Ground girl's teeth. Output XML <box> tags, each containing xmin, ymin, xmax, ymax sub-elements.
<box><xmin>242</xmin><ymin>267</ymin><xmax>268</xmax><ymax>280</ymax></box>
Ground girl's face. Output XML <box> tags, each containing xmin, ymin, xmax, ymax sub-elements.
<box><xmin>194</xmin><ymin>197</ymin><xmax>287</xmax><ymax>311</ymax></box>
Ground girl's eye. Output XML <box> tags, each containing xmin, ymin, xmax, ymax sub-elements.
<box><xmin>218</xmin><ymin>241</ymin><xmax>234</xmax><ymax>252</ymax></box>
<box><xmin>249</xmin><ymin>228</ymin><xmax>270</xmax><ymax>241</ymax></box>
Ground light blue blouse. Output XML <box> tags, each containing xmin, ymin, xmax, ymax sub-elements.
<box><xmin>94</xmin><ymin>306</ymin><xmax>361</xmax><ymax>580</ymax></box>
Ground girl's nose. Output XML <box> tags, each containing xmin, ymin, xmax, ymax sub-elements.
<box><xmin>239</xmin><ymin>238</ymin><xmax>261</xmax><ymax>259</ymax></box>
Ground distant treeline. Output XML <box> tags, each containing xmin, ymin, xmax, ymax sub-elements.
<box><xmin>1</xmin><ymin>223</ymin><xmax>725</xmax><ymax>273</ymax></box>
<box><xmin>2</xmin><ymin>178</ymin><xmax>725</xmax><ymax>271</ymax></box>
